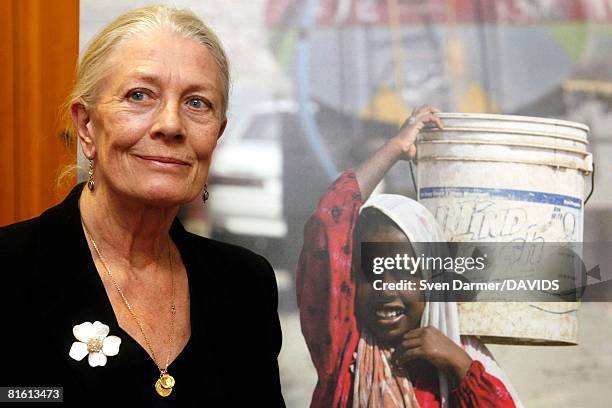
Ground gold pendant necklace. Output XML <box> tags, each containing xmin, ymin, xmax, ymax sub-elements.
<box><xmin>81</xmin><ymin>218</ymin><xmax>177</xmax><ymax>397</ymax></box>
<box><xmin>155</xmin><ymin>370</ymin><xmax>176</xmax><ymax>397</ymax></box>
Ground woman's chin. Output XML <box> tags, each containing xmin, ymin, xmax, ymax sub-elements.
<box><xmin>125</xmin><ymin>182</ymin><xmax>195</xmax><ymax>207</ymax></box>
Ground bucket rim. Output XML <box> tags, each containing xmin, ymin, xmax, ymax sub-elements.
<box><xmin>435</xmin><ymin>112</ymin><xmax>590</xmax><ymax>133</ymax></box>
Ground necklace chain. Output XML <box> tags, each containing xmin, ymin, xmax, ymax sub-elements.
<box><xmin>80</xmin><ymin>218</ymin><xmax>176</xmax><ymax>373</ymax></box>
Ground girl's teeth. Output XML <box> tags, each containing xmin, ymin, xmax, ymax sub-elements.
<box><xmin>376</xmin><ymin>310</ymin><xmax>402</xmax><ymax>318</ymax></box>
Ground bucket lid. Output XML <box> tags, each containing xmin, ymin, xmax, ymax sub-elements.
<box><xmin>418</xmin><ymin>112</ymin><xmax>593</xmax><ymax>173</ymax></box>
<box><xmin>431</xmin><ymin>113</ymin><xmax>589</xmax><ymax>143</ymax></box>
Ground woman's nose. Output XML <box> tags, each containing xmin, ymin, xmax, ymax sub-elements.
<box><xmin>151</xmin><ymin>101</ymin><xmax>184</xmax><ymax>139</ymax></box>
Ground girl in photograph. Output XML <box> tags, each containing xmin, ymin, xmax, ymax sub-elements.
<box><xmin>297</xmin><ymin>105</ymin><xmax>522</xmax><ymax>407</ymax></box>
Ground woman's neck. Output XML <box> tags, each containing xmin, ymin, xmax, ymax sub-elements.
<box><xmin>78</xmin><ymin>182</ymin><xmax>179</xmax><ymax>273</ymax></box>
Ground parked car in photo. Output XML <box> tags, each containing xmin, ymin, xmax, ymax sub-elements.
<box><xmin>208</xmin><ymin>100</ymin><xmax>299</xmax><ymax>258</ymax></box>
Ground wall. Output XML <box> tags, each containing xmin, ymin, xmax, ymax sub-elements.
<box><xmin>0</xmin><ymin>0</ymin><xmax>79</xmax><ymax>226</ymax></box>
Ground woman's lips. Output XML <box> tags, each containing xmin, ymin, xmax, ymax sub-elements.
<box><xmin>136</xmin><ymin>155</ymin><xmax>190</xmax><ymax>168</ymax></box>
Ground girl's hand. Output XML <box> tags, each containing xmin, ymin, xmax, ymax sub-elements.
<box><xmin>390</xmin><ymin>105</ymin><xmax>444</xmax><ymax>160</ymax></box>
<box><xmin>391</xmin><ymin>326</ymin><xmax>472</xmax><ymax>381</ymax></box>
<box><xmin>354</xmin><ymin>104</ymin><xmax>443</xmax><ymax>199</ymax></box>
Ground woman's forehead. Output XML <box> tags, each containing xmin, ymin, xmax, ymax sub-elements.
<box><xmin>117</xmin><ymin>68</ymin><xmax>221</xmax><ymax>94</ymax></box>
<box><xmin>105</xmin><ymin>30</ymin><xmax>222</xmax><ymax>91</ymax></box>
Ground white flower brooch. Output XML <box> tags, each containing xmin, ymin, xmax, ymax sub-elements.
<box><xmin>69</xmin><ymin>321</ymin><xmax>121</xmax><ymax>367</ymax></box>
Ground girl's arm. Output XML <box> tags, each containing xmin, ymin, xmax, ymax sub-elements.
<box><xmin>392</xmin><ymin>327</ymin><xmax>517</xmax><ymax>408</ymax></box>
<box><xmin>455</xmin><ymin>336</ymin><xmax>524</xmax><ymax>408</ymax></box>
<box><xmin>451</xmin><ymin>359</ymin><xmax>517</xmax><ymax>408</ymax></box>
<box><xmin>296</xmin><ymin>171</ymin><xmax>364</xmax><ymax>407</ymax></box>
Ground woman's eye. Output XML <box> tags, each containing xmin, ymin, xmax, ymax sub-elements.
<box><xmin>128</xmin><ymin>90</ymin><xmax>147</xmax><ymax>101</ymax></box>
<box><xmin>187</xmin><ymin>98</ymin><xmax>208</xmax><ymax>109</ymax></box>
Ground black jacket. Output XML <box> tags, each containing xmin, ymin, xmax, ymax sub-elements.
<box><xmin>0</xmin><ymin>182</ymin><xmax>285</xmax><ymax>407</ymax></box>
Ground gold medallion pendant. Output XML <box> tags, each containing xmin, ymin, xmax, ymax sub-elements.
<box><xmin>155</xmin><ymin>372</ymin><xmax>175</xmax><ymax>397</ymax></box>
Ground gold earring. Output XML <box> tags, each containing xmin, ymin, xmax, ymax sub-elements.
<box><xmin>87</xmin><ymin>159</ymin><xmax>95</xmax><ymax>191</ymax></box>
<box><xmin>202</xmin><ymin>184</ymin><xmax>209</xmax><ymax>203</ymax></box>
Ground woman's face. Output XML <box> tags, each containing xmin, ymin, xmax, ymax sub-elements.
<box><xmin>76</xmin><ymin>29</ymin><xmax>227</xmax><ymax>206</ymax></box>
<box><xmin>356</xmin><ymin>224</ymin><xmax>425</xmax><ymax>347</ymax></box>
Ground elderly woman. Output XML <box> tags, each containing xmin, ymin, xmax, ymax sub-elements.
<box><xmin>297</xmin><ymin>106</ymin><xmax>523</xmax><ymax>407</ymax></box>
<box><xmin>0</xmin><ymin>5</ymin><xmax>284</xmax><ymax>406</ymax></box>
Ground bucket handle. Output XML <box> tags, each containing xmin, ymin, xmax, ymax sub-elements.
<box><xmin>585</xmin><ymin>161</ymin><xmax>595</xmax><ymax>205</ymax></box>
<box><xmin>409</xmin><ymin>160</ymin><xmax>418</xmax><ymax>196</ymax></box>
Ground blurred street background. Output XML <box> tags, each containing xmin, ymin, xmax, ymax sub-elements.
<box><xmin>80</xmin><ymin>1</ymin><xmax>612</xmax><ymax>406</ymax></box>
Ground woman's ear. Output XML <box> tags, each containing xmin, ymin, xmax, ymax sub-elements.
<box><xmin>71</xmin><ymin>103</ymin><xmax>96</xmax><ymax>159</ymax></box>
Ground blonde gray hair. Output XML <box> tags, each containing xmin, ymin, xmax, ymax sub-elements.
<box><xmin>62</xmin><ymin>5</ymin><xmax>230</xmax><ymax>146</ymax></box>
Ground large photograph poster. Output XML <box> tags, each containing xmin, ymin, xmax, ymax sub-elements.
<box><xmin>55</xmin><ymin>0</ymin><xmax>612</xmax><ymax>405</ymax></box>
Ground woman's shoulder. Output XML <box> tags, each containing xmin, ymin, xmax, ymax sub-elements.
<box><xmin>0</xmin><ymin>215</ymin><xmax>42</xmax><ymax>259</ymax></box>
<box><xmin>179</xmin><ymin>231</ymin><xmax>280</xmax><ymax>317</ymax></box>
<box><xmin>0</xmin><ymin>216</ymin><xmax>48</xmax><ymax>311</ymax></box>
<box><xmin>177</xmin><ymin>229</ymin><xmax>277</xmax><ymax>289</ymax></box>
<box><xmin>1</xmin><ymin>184</ymin><xmax>81</xmax><ymax>260</ymax></box>
<box><xmin>181</xmin><ymin>230</ymin><xmax>271</xmax><ymax>268</ymax></box>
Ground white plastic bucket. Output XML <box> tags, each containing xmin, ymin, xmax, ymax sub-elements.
<box><xmin>416</xmin><ymin>113</ymin><xmax>593</xmax><ymax>345</ymax></box>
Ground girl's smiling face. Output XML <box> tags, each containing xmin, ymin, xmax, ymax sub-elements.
<box><xmin>355</xmin><ymin>218</ymin><xmax>425</xmax><ymax>348</ymax></box>
<box><xmin>74</xmin><ymin>29</ymin><xmax>227</xmax><ymax>206</ymax></box>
